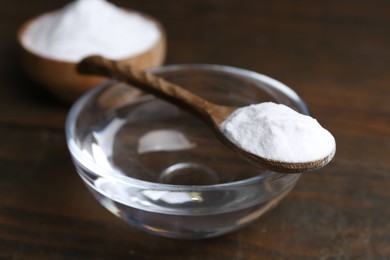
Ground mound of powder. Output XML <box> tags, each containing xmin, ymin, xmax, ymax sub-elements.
<box><xmin>22</xmin><ymin>0</ymin><xmax>161</xmax><ymax>62</ymax></box>
<box><xmin>220</xmin><ymin>102</ymin><xmax>336</xmax><ymax>163</ymax></box>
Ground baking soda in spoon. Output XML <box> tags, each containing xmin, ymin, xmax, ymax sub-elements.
<box><xmin>220</xmin><ymin>102</ymin><xmax>336</xmax><ymax>164</ymax></box>
<box><xmin>77</xmin><ymin>55</ymin><xmax>336</xmax><ymax>173</ymax></box>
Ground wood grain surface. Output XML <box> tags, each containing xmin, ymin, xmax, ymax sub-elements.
<box><xmin>0</xmin><ymin>0</ymin><xmax>389</xmax><ymax>259</ymax></box>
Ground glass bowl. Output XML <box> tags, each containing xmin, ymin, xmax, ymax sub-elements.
<box><xmin>65</xmin><ymin>64</ymin><xmax>308</xmax><ymax>239</ymax></box>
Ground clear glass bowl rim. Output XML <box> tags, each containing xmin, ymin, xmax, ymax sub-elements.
<box><xmin>65</xmin><ymin>63</ymin><xmax>308</xmax><ymax>191</ymax></box>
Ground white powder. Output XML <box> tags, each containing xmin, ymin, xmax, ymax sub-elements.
<box><xmin>220</xmin><ymin>102</ymin><xmax>336</xmax><ymax>163</ymax></box>
<box><xmin>22</xmin><ymin>0</ymin><xmax>161</xmax><ymax>62</ymax></box>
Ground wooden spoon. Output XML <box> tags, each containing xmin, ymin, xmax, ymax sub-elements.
<box><xmin>77</xmin><ymin>55</ymin><xmax>335</xmax><ymax>173</ymax></box>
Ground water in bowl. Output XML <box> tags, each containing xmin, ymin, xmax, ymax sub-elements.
<box><xmin>84</xmin><ymin>94</ymin><xmax>270</xmax><ymax>184</ymax></box>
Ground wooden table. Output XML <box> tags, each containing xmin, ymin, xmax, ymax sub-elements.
<box><xmin>1</xmin><ymin>0</ymin><xmax>389</xmax><ymax>258</ymax></box>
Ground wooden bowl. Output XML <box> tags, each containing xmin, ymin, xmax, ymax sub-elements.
<box><xmin>17</xmin><ymin>10</ymin><xmax>166</xmax><ymax>103</ymax></box>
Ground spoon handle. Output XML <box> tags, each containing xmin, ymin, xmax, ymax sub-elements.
<box><xmin>78</xmin><ymin>55</ymin><xmax>213</xmax><ymax>118</ymax></box>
